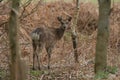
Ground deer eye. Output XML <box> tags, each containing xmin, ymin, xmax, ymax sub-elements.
<box><xmin>60</xmin><ymin>21</ymin><xmax>64</xmax><ymax>24</ymax></box>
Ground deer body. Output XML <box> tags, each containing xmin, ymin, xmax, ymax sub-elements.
<box><xmin>31</xmin><ymin>16</ymin><xmax>72</xmax><ymax>70</ymax></box>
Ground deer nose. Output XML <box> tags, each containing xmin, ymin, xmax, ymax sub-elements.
<box><xmin>63</xmin><ymin>26</ymin><xmax>66</xmax><ymax>29</ymax></box>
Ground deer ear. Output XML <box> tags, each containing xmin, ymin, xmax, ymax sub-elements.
<box><xmin>57</xmin><ymin>16</ymin><xmax>62</xmax><ymax>21</ymax></box>
<box><xmin>68</xmin><ymin>16</ymin><xmax>72</xmax><ymax>21</ymax></box>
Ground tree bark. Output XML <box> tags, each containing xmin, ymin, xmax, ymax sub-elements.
<box><xmin>95</xmin><ymin>0</ymin><xmax>111</xmax><ymax>73</ymax></box>
<box><xmin>71</xmin><ymin>0</ymin><xmax>79</xmax><ymax>63</ymax></box>
<box><xmin>8</xmin><ymin>0</ymin><xmax>27</xmax><ymax>80</ymax></box>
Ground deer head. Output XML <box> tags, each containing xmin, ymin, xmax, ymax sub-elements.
<box><xmin>57</xmin><ymin>16</ymin><xmax>72</xmax><ymax>30</ymax></box>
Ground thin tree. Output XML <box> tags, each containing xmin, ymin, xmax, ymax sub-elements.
<box><xmin>95</xmin><ymin>0</ymin><xmax>111</xmax><ymax>73</ymax></box>
<box><xmin>8</xmin><ymin>0</ymin><xmax>27</xmax><ymax>80</ymax></box>
<box><xmin>71</xmin><ymin>0</ymin><xmax>79</xmax><ymax>63</ymax></box>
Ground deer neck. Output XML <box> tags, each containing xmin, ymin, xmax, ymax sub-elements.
<box><xmin>56</xmin><ymin>26</ymin><xmax>65</xmax><ymax>40</ymax></box>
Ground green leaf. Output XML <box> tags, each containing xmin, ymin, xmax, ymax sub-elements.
<box><xmin>94</xmin><ymin>71</ymin><xmax>109</xmax><ymax>80</ymax></box>
<box><xmin>30</xmin><ymin>70</ymin><xmax>44</xmax><ymax>76</ymax></box>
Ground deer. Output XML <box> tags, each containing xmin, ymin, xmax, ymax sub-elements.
<box><xmin>31</xmin><ymin>16</ymin><xmax>72</xmax><ymax>70</ymax></box>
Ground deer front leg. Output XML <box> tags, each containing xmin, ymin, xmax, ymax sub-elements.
<box><xmin>36</xmin><ymin>53</ymin><xmax>40</xmax><ymax>70</ymax></box>
<box><xmin>46</xmin><ymin>47</ymin><xmax>52</xmax><ymax>69</ymax></box>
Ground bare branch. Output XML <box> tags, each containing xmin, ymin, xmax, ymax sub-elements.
<box><xmin>19</xmin><ymin>0</ymin><xmax>32</xmax><ymax>19</ymax></box>
<box><xmin>0</xmin><ymin>21</ymin><xmax>7</xmax><ymax>27</ymax></box>
<box><xmin>20</xmin><ymin>0</ymin><xmax>42</xmax><ymax>20</ymax></box>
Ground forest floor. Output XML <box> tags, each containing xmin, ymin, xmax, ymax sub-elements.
<box><xmin>0</xmin><ymin>1</ymin><xmax>120</xmax><ymax>80</ymax></box>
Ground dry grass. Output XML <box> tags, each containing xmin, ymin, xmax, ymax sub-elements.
<box><xmin>0</xmin><ymin>1</ymin><xmax>120</xmax><ymax>80</ymax></box>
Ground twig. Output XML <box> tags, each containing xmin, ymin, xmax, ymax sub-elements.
<box><xmin>20</xmin><ymin>42</ymin><xmax>31</xmax><ymax>45</ymax></box>
<box><xmin>21</xmin><ymin>0</ymin><xmax>32</xmax><ymax>7</ymax></box>
<box><xmin>20</xmin><ymin>0</ymin><xmax>42</xmax><ymax>20</ymax></box>
<box><xmin>19</xmin><ymin>0</ymin><xmax>32</xmax><ymax>19</ymax></box>
<box><xmin>40</xmin><ymin>74</ymin><xmax>45</xmax><ymax>80</ymax></box>
<box><xmin>0</xmin><ymin>21</ymin><xmax>7</xmax><ymax>27</ymax></box>
<box><xmin>0</xmin><ymin>30</ymin><xmax>6</xmax><ymax>38</ymax></box>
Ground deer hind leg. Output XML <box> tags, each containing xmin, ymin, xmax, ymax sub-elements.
<box><xmin>36</xmin><ymin>44</ymin><xmax>43</xmax><ymax>70</ymax></box>
<box><xmin>46</xmin><ymin>46</ymin><xmax>53</xmax><ymax>69</ymax></box>
<box><xmin>32</xmin><ymin>40</ymin><xmax>37</xmax><ymax>70</ymax></box>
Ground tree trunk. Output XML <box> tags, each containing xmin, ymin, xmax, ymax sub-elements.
<box><xmin>71</xmin><ymin>0</ymin><xmax>79</xmax><ymax>63</ymax></box>
<box><xmin>95</xmin><ymin>0</ymin><xmax>111</xmax><ymax>73</ymax></box>
<box><xmin>8</xmin><ymin>0</ymin><xmax>27</xmax><ymax>80</ymax></box>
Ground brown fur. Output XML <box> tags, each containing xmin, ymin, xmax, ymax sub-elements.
<box><xmin>31</xmin><ymin>16</ymin><xmax>72</xmax><ymax>70</ymax></box>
